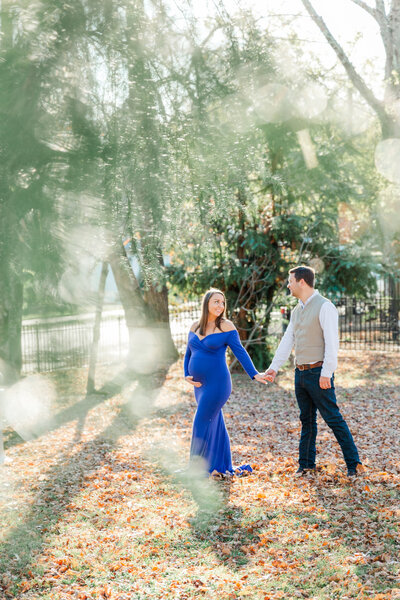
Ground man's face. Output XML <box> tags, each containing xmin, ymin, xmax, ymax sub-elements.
<box><xmin>287</xmin><ymin>273</ymin><xmax>301</xmax><ymax>298</ymax></box>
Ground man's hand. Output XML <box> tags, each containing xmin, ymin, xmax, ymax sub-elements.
<box><xmin>254</xmin><ymin>373</ymin><xmax>268</xmax><ymax>384</ymax></box>
<box><xmin>185</xmin><ymin>376</ymin><xmax>202</xmax><ymax>388</ymax></box>
<box><xmin>319</xmin><ymin>376</ymin><xmax>331</xmax><ymax>389</ymax></box>
<box><xmin>264</xmin><ymin>369</ymin><xmax>277</xmax><ymax>383</ymax></box>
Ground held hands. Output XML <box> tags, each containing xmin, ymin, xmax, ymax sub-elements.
<box><xmin>263</xmin><ymin>370</ymin><xmax>331</xmax><ymax>388</ymax></box>
<box><xmin>264</xmin><ymin>369</ymin><xmax>277</xmax><ymax>383</ymax></box>
<box><xmin>185</xmin><ymin>376</ymin><xmax>202</xmax><ymax>388</ymax></box>
<box><xmin>254</xmin><ymin>373</ymin><xmax>268</xmax><ymax>385</ymax></box>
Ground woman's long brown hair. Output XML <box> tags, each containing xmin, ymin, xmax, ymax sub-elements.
<box><xmin>195</xmin><ymin>288</ymin><xmax>227</xmax><ymax>336</ymax></box>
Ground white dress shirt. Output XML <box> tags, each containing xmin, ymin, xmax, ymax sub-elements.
<box><xmin>268</xmin><ymin>290</ymin><xmax>339</xmax><ymax>378</ymax></box>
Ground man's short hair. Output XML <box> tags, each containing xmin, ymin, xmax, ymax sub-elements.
<box><xmin>289</xmin><ymin>265</ymin><xmax>315</xmax><ymax>288</ymax></box>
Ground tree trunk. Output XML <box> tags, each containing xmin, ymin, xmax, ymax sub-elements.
<box><xmin>109</xmin><ymin>242</ymin><xmax>178</xmax><ymax>369</ymax></box>
<box><xmin>0</xmin><ymin>206</ymin><xmax>23</xmax><ymax>384</ymax></box>
<box><xmin>108</xmin><ymin>242</ymin><xmax>149</xmax><ymax>359</ymax></box>
<box><xmin>123</xmin><ymin>13</ymin><xmax>178</xmax><ymax>363</ymax></box>
<box><xmin>0</xmin><ymin>276</ymin><xmax>23</xmax><ymax>385</ymax></box>
<box><xmin>142</xmin><ymin>251</ymin><xmax>178</xmax><ymax>361</ymax></box>
<box><xmin>86</xmin><ymin>261</ymin><xmax>108</xmax><ymax>394</ymax></box>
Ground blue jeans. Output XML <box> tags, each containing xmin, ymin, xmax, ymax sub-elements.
<box><xmin>294</xmin><ymin>367</ymin><xmax>360</xmax><ymax>470</ymax></box>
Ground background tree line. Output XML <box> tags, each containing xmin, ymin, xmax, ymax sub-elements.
<box><xmin>0</xmin><ymin>0</ymin><xmax>398</xmax><ymax>380</ymax></box>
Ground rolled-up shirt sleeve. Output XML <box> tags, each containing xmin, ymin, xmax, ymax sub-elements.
<box><xmin>319</xmin><ymin>302</ymin><xmax>339</xmax><ymax>378</ymax></box>
<box><xmin>268</xmin><ymin>320</ymin><xmax>295</xmax><ymax>373</ymax></box>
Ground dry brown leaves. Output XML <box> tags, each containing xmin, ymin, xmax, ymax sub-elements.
<box><xmin>0</xmin><ymin>352</ymin><xmax>398</xmax><ymax>599</ymax></box>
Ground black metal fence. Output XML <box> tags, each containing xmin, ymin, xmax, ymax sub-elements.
<box><xmin>168</xmin><ymin>302</ymin><xmax>200</xmax><ymax>353</ymax></box>
<box><xmin>21</xmin><ymin>311</ymin><xmax>128</xmax><ymax>374</ymax></box>
<box><xmin>21</xmin><ymin>305</ymin><xmax>201</xmax><ymax>374</ymax></box>
<box><xmin>21</xmin><ymin>291</ymin><xmax>400</xmax><ymax>374</ymax></box>
<box><xmin>337</xmin><ymin>295</ymin><xmax>400</xmax><ymax>351</ymax></box>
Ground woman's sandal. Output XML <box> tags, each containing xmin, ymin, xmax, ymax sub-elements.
<box><xmin>234</xmin><ymin>464</ymin><xmax>253</xmax><ymax>477</ymax></box>
<box><xmin>210</xmin><ymin>470</ymin><xmax>226</xmax><ymax>480</ymax></box>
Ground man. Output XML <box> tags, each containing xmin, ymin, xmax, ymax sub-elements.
<box><xmin>265</xmin><ymin>266</ymin><xmax>362</xmax><ymax>477</ymax></box>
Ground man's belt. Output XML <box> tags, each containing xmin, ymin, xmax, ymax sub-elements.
<box><xmin>296</xmin><ymin>361</ymin><xmax>323</xmax><ymax>371</ymax></box>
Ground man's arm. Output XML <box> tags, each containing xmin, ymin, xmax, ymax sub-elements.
<box><xmin>319</xmin><ymin>302</ymin><xmax>339</xmax><ymax>388</ymax></box>
<box><xmin>265</xmin><ymin>320</ymin><xmax>295</xmax><ymax>381</ymax></box>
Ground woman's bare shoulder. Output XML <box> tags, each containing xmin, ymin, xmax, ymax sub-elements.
<box><xmin>219</xmin><ymin>319</ymin><xmax>236</xmax><ymax>332</ymax></box>
<box><xmin>190</xmin><ymin>321</ymin><xmax>200</xmax><ymax>332</ymax></box>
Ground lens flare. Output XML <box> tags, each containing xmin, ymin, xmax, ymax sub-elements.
<box><xmin>297</xmin><ymin>129</ymin><xmax>318</xmax><ymax>169</ymax></box>
<box><xmin>127</xmin><ymin>387</ymin><xmax>154</xmax><ymax>419</ymax></box>
<box><xmin>326</xmin><ymin>96</ymin><xmax>374</xmax><ymax>136</ymax></box>
<box><xmin>273</xmin><ymin>42</ymin><xmax>303</xmax><ymax>80</ymax></box>
<box><xmin>150</xmin><ymin>447</ymin><xmax>222</xmax><ymax>518</ymax></box>
<box><xmin>375</xmin><ymin>139</ymin><xmax>400</xmax><ymax>184</ymax></box>
<box><xmin>391</xmin><ymin>98</ymin><xmax>400</xmax><ymax>126</ymax></box>
<box><xmin>3</xmin><ymin>375</ymin><xmax>55</xmax><ymax>441</ymax></box>
<box><xmin>309</xmin><ymin>257</ymin><xmax>325</xmax><ymax>273</ymax></box>
<box><xmin>58</xmin><ymin>260</ymin><xmax>96</xmax><ymax>305</ymax></box>
<box><xmin>65</xmin><ymin>224</ymin><xmax>111</xmax><ymax>262</ymax></box>
<box><xmin>252</xmin><ymin>83</ymin><xmax>291</xmax><ymax>124</ymax></box>
<box><xmin>218</xmin><ymin>94</ymin><xmax>253</xmax><ymax>133</ymax></box>
<box><xmin>58</xmin><ymin>225</ymin><xmax>111</xmax><ymax>305</ymax></box>
<box><xmin>126</xmin><ymin>327</ymin><xmax>171</xmax><ymax>374</ymax></box>
<box><xmin>290</xmin><ymin>82</ymin><xmax>327</xmax><ymax>120</ymax></box>
<box><xmin>378</xmin><ymin>185</ymin><xmax>400</xmax><ymax>238</ymax></box>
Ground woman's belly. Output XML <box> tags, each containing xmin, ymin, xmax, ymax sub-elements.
<box><xmin>188</xmin><ymin>354</ymin><xmax>230</xmax><ymax>386</ymax></box>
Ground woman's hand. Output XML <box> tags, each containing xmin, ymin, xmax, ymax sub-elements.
<box><xmin>185</xmin><ymin>376</ymin><xmax>202</xmax><ymax>388</ymax></box>
<box><xmin>254</xmin><ymin>373</ymin><xmax>268</xmax><ymax>384</ymax></box>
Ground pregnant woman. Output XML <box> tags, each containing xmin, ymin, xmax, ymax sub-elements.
<box><xmin>184</xmin><ymin>288</ymin><xmax>266</xmax><ymax>477</ymax></box>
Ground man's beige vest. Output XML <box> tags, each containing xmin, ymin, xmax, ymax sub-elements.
<box><xmin>291</xmin><ymin>293</ymin><xmax>329</xmax><ymax>365</ymax></box>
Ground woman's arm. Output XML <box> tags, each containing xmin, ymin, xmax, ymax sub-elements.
<box><xmin>227</xmin><ymin>329</ymin><xmax>259</xmax><ymax>379</ymax></box>
<box><xmin>184</xmin><ymin>326</ymin><xmax>202</xmax><ymax>388</ymax></box>
<box><xmin>184</xmin><ymin>321</ymin><xmax>199</xmax><ymax>376</ymax></box>
<box><xmin>184</xmin><ymin>343</ymin><xmax>192</xmax><ymax>377</ymax></box>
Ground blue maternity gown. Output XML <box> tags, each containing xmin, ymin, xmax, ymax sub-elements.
<box><xmin>184</xmin><ymin>329</ymin><xmax>258</xmax><ymax>474</ymax></box>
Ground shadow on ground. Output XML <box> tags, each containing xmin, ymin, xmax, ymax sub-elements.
<box><xmin>0</xmin><ymin>366</ymin><xmax>170</xmax><ymax>591</ymax></box>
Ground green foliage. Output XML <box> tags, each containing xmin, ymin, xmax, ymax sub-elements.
<box><xmin>0</xmin><ymin>1</ymin><xmax>387</xmax><ymax>375</ymax></box>
<box><xmin>166</xmin><ymin>16</ymin><xmax>382</xmax><ymax>365</ymax></box>
<box><xmin>317</xmin><ymin>247</ymin><xmax>379</xmax><ymax>299</ymax></box>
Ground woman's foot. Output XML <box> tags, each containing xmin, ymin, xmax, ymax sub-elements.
<box><xmin>234</xmin><ymin>464</ymin><xmax>253</xmax><ymax>477</ymax></box>
<box><xmin>210</xmin><ymin>470</ymin><xmax>232</xmax><ymax>480</ymax></box>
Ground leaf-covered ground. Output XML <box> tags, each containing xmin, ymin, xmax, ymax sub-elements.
<box><xmin>0</xmin><ymin>351</ymin><xmax>399</xmax><ymax>600</ymax></box>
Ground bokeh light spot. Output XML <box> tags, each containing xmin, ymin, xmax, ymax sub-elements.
<box><xmin>374</xmin><ymin>138</ymin><xmax>400</xmax><ymax>184</ymax></box>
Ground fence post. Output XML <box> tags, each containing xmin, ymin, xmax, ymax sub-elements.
<box><xmin>35</xmin><ymin>324</ymin><xmax>41</xmax><ymax>373</ymax></box>
<box><xmin>118</xmin><ymin>316</ymin><xmax>122</xmax><ymax>360</ymax></box>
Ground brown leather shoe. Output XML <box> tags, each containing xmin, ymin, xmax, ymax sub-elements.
<box><xmin>347</xmin><ymin>463</ymin><xmax>365</xmax><ymax>477</ymax></box>
<box><xmin>294</xmin><ymin>467</ymin><xmax>316</xmax><ymax>477</ymax></box>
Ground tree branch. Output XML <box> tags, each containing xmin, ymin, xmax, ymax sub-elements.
<box><xmin>300</xmin><ymin>0</ymin><xmax>389</xmax><ymax>128</ymax></box>
<box><xmin>388</xmin><ymin>0</ymin><xmax>400</xmax><ymax>19</ymax></box>
<box><xmin>387</xmin><ymin>0</ymin><xmax>400</xmax><ymax>89</ymax></box>
<box><xmin>200</xmin><ymin>24</ymin><xmax>222</xmax><ymax>48</ymax></box>
<box><xmin>374</xmin><ymin>0</ymin><xmax>394</xmax><ymax>81</ymax></box>
<box><xmin>349</xmin><ymin>0</ymin><xmax>378</xmax><ymax>19</ymax></box>
<box><xmin>375</xmin><ymin>0</ymin><xmax>386</xmax><ymax>17</ymax></box>
<box><xmin>374</xmin><ymin>0</ymin><xmax>388</xmax><ymax>32</ymax></box>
